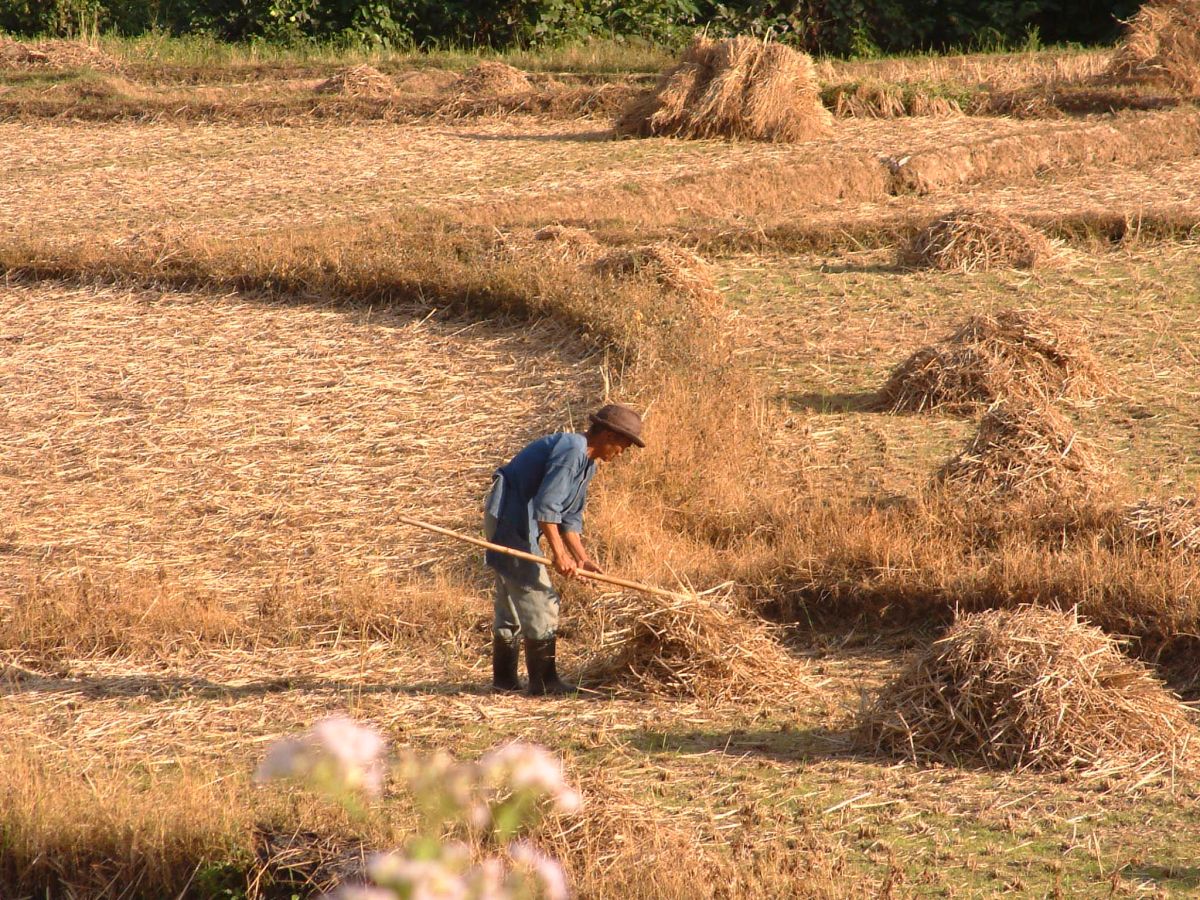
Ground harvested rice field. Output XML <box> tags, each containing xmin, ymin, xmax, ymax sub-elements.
<box><xmin>4</xmin><ymin>35</ymin><xmax>1200</xmax><ymax>900</ymax></box>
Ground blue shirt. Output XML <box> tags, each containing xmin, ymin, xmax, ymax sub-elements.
<box><xmin>484</xmin><ymin>432</ymin><xmax>595</xmax><ymax>580</ymax></box>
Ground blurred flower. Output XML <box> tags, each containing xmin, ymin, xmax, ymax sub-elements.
<box><xmin>329</xmin><ymin>887</ymin><xmax>397</xmax><ymax>900</ymax></box>
<box><xmin>478</xmin><ymin>743</ymin><xmax>581</xmax><ymax>814</ymax></box>
<box><xmin>256</xmin><ymin>716</ymin><xmax>386</xmax><ymax>797</ymax></box>
<box><xmin>509</xmin><ymin>841</ymin><xmax>568</xmax><ymax>900</ymax></box>
<box><xmin>365</xmin><ymin>855</ymin><xmax>467</xmax><ymax>900</ymax></box>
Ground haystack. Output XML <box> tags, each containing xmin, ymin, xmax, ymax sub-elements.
<box><xmin>902</xmin><ymin>209</ymin><xmax>1050</xmax><ymax>272</ymax></box>
<box><xmin>860</xmin><ymin>605</ymin><xmax>1197</xmax><ymax>779</ymax></box>
<box><xmin>593</xmin><ymin>243</ymin><xmax>719</xmax><ymax>303</ymax></box>
<box><xmin>936</xmin><ymin>402</ymin><xmax>1110</xmax><ymax>500</ymax></box>
<box><xmin>393</xmin><ymin>68</ymin><xmax>461</xmax><ymax>96</ymax></box>
<box><xmin>880</xmin><ymin>309</ymin><xmax>1105</xmax><ymax>413</ymax></box>
<box><xmin>577</xmin><ymin>589</ymin><xmax>813</xmax><ymax>702</ymax></box>
<box><xmin>0</xmin><ymin>37</ymin><xmax>122</xmax><ymax>73</ymax></box>
<box><xmin>456</xmin><ymin>61</ymin><xmax>532</xmax><ymax>96</ymax></box>
<box><xmin>315</xmin><ymin>65</ymin><xmax>395</xmax><ymax>99</ymax></box>
<box><xmin>615</xmin><ymin>35</ymin><xmax>831</xmax><ymax>142</ymax></box>
<box><xmin>1110</xmin><ymin>0</ymin><xmax>1200</xmax><ymax>96</ymax></box>
<box><xmin>1123</xmin><ymin>496</ymin><xmax>1200</xmax><ymax>552</ymax></box>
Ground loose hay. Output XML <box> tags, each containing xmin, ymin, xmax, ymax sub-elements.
<box><xmin>1123</xmin><ymin>496</ymin><xmax>1200</xmax><ymax>552</ymax></box>
<box><xmin>901</xmin><ymin>209</ymin><xmax>1051</xmax><ymax>272</ymax></box>
<box><xmin>1110</xmin><ymin>0</ymin><xmax>1200</xmax><ymax>96</ymax></box>
<box><xmin>576</xmin><ymin>589</ymin><xmax>813</xmax><ymax>703</ymax></box>
<box><xmin>936</xmin><ymin>402</ymin><xmax>1111</xmax><ymax>501</ymax></box>
<box><xmin>860</xmin><ymin>605</ymin><xmax>1198</xmax><ymax>780</ymax></box>
<box><xmin>615</xmin><ymin>35</ymin><xmax>831</xmax><ymax>142</ymax></box>
<box><xmin>593</xmin><ymin>243</ymin><xmax>719</xmax><ymax>303</ymax></box>
<box><xmin>315</xmin><ymin>65</ymin><xmax>395</xmax><ymax>99</ymax></box>
<box><xmin>0</xmin><ymin>37</ymin><xmax>122</xmax><ymax>73</ymax></box>
<box><xmin>880</xmin><ymin>309</ymin><xmax>1105</xmax><ymax>413</ymax></box>
<box><xmin>456</xmin><ymin>61</ymin><xmax>532</xmax><ymax>97</ymax></box>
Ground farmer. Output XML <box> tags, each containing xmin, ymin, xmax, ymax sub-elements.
<box><xmin>483</xmin><ymin>404</ymin><xmax>645</xmax><ymax>695</ymax></box>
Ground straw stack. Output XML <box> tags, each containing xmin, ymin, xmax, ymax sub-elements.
<box><xmin>902</xmin><ymin>209</ymin><xmax>1050</xmax><ymax>272</ymax></box>
<box><xmin>616</xmin><ymin>35</ymin><xmax>831</xmax><ymax>142</ymax></box>
<box><xmin>860</xmin><ymin>605</ymin><xmax>1198</xmax><ymax>781</ymax></box>
<box><xmin>1123</xmin><ymin>496</ymin><xmax>1200</xmax><ymax>552</ymax></box>
<box><xmin>577</xmin><ymin>588</ymin><xmax>813</xmax><ymax>703</ymax></box>
<box><xmin>1110</xmin><ymin>0</ymin><xmax>1200</xmax><ymax>96</ymax></box>
<box><xmin>593</xmin><ymin>243</ymin><xmax>719</xmax><ymax>303</ymax></box>
<box><xmin>315</xmin><ymin>65</ymin><xmax>396</xmax><ymax>99</ymax></box>
<box><xmin>880</xmin><ymin>309</ymin><xmax>1105</xmax><ymax>413</ymax></box>
<box><xmin>936</xmin><ymin>402</ymin><xmax>1110</xmax><ymax>501</ymax></box>
<box><xmin>456</xmin><ymin>61</ymin><xmax>532</xmax><ymax>96</ymax></box>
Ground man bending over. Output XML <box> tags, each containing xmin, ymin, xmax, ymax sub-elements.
<box><xmin>483</xmin><ymin>404</ymin><xmax>645</xmax><ymax>695</ymax></box>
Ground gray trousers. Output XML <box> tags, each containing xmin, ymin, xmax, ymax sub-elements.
<box><xmin>484</xmin><ymin>512</ymin><xmax>560</xmax><ymax>642</ymax></box>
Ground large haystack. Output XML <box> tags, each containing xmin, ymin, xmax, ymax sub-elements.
<box><xmin>456</xmin><ymin>61</ymin><xmax>532</xmax><ymax>96</ymax></box>
<box><xmin>593</xmin><ymin>243</ymin><xmax>719</xmax><ymax>303</ymax></box>
<box><xmin>860</xmin><ymin>605</ymin><xmax>1197</xmax><ymax>779</ymax></box>
<box><xmin>1123</xmin><ymin>496</ymin><xmax>1200</xmax><ymax>552</ymax></box>
<box><xmin>936</xmin><ymin>402</ymin><xmax>1110</xmax><ymax>500</ymax></box>
<box><xmin>1110</xmin><ymin>0</ymin><xmax>1200</xmax><ymax>96</ymax></box>
<box><xmin>880</xmin><ymin>309</ymin><xmax>1105</xmax><ymax>413</ymax></box>
<box><xmin>902</xmin><ymin>209</ymin><xmax>1050</xmax><ymax>272</ymax></box>
<box><xmin>616</xmin><ymin>35</ymin><xmax>831</xmax><ymax>142</ymax></box>
<box><xmin>577</xmin><ymin>589</ymin><xmax>813</xmax><ymax>703</ymax></box>
<box><xmin>315</xmin><ymin>65</ymin><xmax>395</xmax><ymax>99</ymax></box>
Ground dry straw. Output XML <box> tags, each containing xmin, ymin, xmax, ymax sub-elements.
<box><xmin>936</xmin><ymin>402</ymin><xmax>1111</xmax><ymax>501</ymax></box>
<box><xmin>616</xmin><ymin>35</ymin><xmax>832</xmax><ymax>142</ymax></box>
<box><xmin>880</xmin><ymin>309</ymin><xmax>1105</xmax><ymax>413</ymax></box>
<box><xmin>576</xmin><ymin>588</ymin><xmax>814</xmax><ymax>703</ymax></box>
<box><xmin>455</xmin><ymin>61</ymin><xmax>533</xmax><ymax>96</ymax></box>
<box><xmin>314</xmin><ymin>65</ymin><xmax>396</xmax><ymax>99</ymax></box>
<box><xmin>1110</xmin><ymin>0</ymin><xmax>1200</xmax><ymax>96</ymax></box>
<box><xmin>860</xmin><ymin>605</ymin><xmax>1198</xmax><ymax>782</ymax></box>
<box><xmin>1123</xmin><ymin>496</ymin><xmax>1200</xmax><ymax>552</ymax></box>
<box><xmin>901</xmin><ymin>209</ymin><xmax>1051</xmax><ymax>272</ymax></box>
<box><xmin>593</xmin><ymin>243</ymin><xmax>719</xmax><ymax>304</ymax></box>
<box><xmin>0</xmin><ymin>36</ymin><xmax>123</xmax><ymax>73</ymax></box>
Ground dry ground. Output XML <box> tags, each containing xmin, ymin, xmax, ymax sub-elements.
<box><xmin>4</xmin><ymin>46</ymin><xmax>1200</xmax><ymax>898</ymax></box>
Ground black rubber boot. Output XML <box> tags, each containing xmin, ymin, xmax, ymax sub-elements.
<box><xmin>524</xmin><ymin>636</ymin><xmax>579</xmax><ymax>696</ymax></box>
<box><xmin>492</xmin><ymin>633</ymin><xmax>523</xmax><ymax>692</ymax></box>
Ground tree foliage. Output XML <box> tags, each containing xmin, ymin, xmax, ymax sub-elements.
<box><xmin>0</xmin><ymin>0</ymin><xmax>1145</xmax><ymax>53</ymax></box>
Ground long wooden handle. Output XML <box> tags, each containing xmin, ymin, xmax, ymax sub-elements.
<box><xmin>397</xmin><ymin>515</ymin><xmax>688</xmax><ymax>601</ymax></box>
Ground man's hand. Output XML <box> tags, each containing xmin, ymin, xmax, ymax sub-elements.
<box><xmin>553</xmin><ymin>553</ymin><xmax>579</xmax><ymax>578</ymax></box>
<box><xmin>579</xmin><ymin>559</ymin><xmax>603</xmax><ymax>574</ymax></box>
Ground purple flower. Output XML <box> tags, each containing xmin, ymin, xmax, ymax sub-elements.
<box><xmin>256</xmin><ymin>717</ymin><xmax>386</xmax><ymax>797</ymax></box>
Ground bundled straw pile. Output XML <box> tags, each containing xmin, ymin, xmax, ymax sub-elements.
<box><xmin>315</xmin><ymin>65</ymin><xmax>396</xmax><ymax>99</ymax></box>
<box><xmin>902</xmin><ymin>209</ymin><xmax>1050</xmax><ymax>272</ymax></box>
<box><xmin>577</xmin><ymin>589</ymin><xmax>812</xmax><ymax>702</ymax></box>
<box><xmin>0</xmin><ymin>37</ymin><xmax>123</xmax><ymax>73</ymax></box>
<box><xmin>1123</xmin><ymin>496</ymin><xmax>1200</xmax><ymax>552</ymax></box>
<box><xmin>593</xmin><ymin>243</ymin><xmax>719</xmax><ymax>303</ymax></box>
<box><xmin>860</xmin><ymin>605</ymin><xmax>1197</xmax><ymax>779</ymax></box>
<box><xmin>880</xmin><ymin>309</ymin><xmax>1105</xmax><ymax>413</ymax></box>
<box><xmin>1110</xmin><ymin>0</ymin><xmax>1200</xmax><ymax>96</ymax></box>
<box><xmin>456</xmin><ymin>61</ymin><xmax>532</xmax><ymax>96</ymax></box>
<box><xmin>616</xmin><ymin>35</ymin><xmax>831</xmax><ymax>142</ymax></box>
<box><xmin>936</xmin><ymin>402</ymin><xmax>1110</xmax><ymax>500</ymax></box>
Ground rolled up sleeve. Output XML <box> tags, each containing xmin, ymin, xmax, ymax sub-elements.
<box><xmin>532</xmin><ymin>463</ymin><xmax>575</xmax><ymax>524</ymax></box>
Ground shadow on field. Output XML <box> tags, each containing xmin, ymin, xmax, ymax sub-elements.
<box><xmin>787</xmin><ymin>389</ymin><xmax>881</xmax><ymax>414</ymax></box>
<box><xmin>443</xmin><ymin>129</ymin><xmax>613</xmax><ymax>143</ymax></box>
<box><xmin>1120</xmin><ymin>864</ymin><xmax>1200</xmax><ymax>891</ymax></box>
<box><xmin>625</xmin><ymin>724</ymin><xmax>870</xmax><ymax>765</ymax></box>
<box><xmin>0</xmin><ymin>669</ymin><xmax>492</xmax><ymax>700</ymax></box>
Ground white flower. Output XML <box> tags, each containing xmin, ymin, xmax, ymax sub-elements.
<box><xmin>509</xmin><ymin>841</ymin><xmax>569</xmax><ymax>900</ymax></box>
<box><xmin>256</xmin><ymin>717</ymin><xmax>386</xmax><ymax>797</ymax></box>
<box><xmin>478</xmin><ymin>743</ymin><xmax>582</xmax><ymax>816</ymax></box>
<box><xmin>366</xmin><ymin>855</ymin><xmax>468</xmax><ymax>900</ymax></box>
<box><xmin>328</xmin><ymin>887</ymin><xmax>397</xmax><ymax>900</ymax></box>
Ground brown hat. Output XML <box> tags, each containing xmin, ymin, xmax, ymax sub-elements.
<box><xmin>589</xmin><ymin>403</ymin><xmax>646</xmax><ymax>448</ymax></box>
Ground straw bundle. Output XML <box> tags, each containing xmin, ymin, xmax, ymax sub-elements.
<box><xmin>1123</xmin><ymin>496</ymin><xmax>1200</xmax><ymax>552</ymax></box>
<box><xmin>860</xmin><ymin>605</ymin><xmax>1198</xmax><ymax>780</ymax></box>
<box><xmin>0</xmin><ymin>37</ymin><xmax>122</xmax><ymax>73</ymax></box>
<box><xmin>393</xmin><ymin>69</ymin><xmax>461</xmax><ymax>96</ymax></box>
<box><xmin>593</xmin><ymin>243</ymin><xmax>719</xmax><ymax>303</ymax></box>
<box><xmin>902</xmin><ymin>209</ymin><xmax>1050</xmax><ymax>272</ymax></box>
<box><xmin>880</xmin><ymin>309</ymin><xmax>1105</xmax><ymax>413</ymax></box>
<box><xmin>616</xmin><ymin>35</ymin><xmax>831</xmax><ymax>142</ymax></box>
<box><xmin>1110</xmin><ymin>0</ymin><xmax>1200</xmax><ymax>96</ymax></box>
<box><xmin>315</xmin><ymin>65</ymin><xmax>395</xmax><ymax>99</ymax></box>
<box><xmin>577</xmin><ymin>589</ymin><xmax>812</xmax><ymax>702</ymax></box>
<box><xmin>456</xmin><ymin>61</ymin><xmax>532</xmax><ymax>96</ymax></box>
<box><xmin>936</xmin><ymin>403</ymin><xmax>1110</xmax><ymax>500</ymax></box>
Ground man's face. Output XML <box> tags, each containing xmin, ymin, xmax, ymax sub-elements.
<box><xmin>595</xmin><ymin>431</ymin><xmax>634</xmax><ymax>462</ymax></box>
